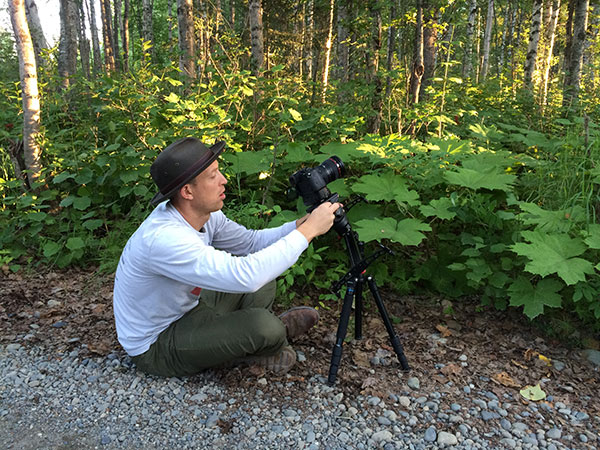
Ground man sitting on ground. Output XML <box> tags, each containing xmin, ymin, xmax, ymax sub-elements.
<box><xmin>113</xmin><ymin>137</ymin><xmax>340</xmax><ymax>377</ymax></box>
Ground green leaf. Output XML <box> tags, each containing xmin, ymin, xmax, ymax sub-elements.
<box><xmin>53</xmin><ymin>172</ymin><xmax>75</xmax><ymax>183</ymax></box>
<box><xmin>241</xmin><ymin>86</ymin><xmax>253</xmax><ymax>96</ymax></box>
<box><xmin>165</xmin><ymin>92</ymin><xmax>180</xmax><ymax>103</ymax></box>
<box><xmin>419</xmin><ymin>197</ymin><xmax>456</xmax><ymax>220</ymax></box>
<box><xmin>288</xmin><ymin>108</ymin><xmax>303</xmax><ymax>121</ymax></box>
<box><xmin>120</xmin><ymin>171</ymin><xmax>139</xmax><ymax>183</ymax></box>
<box><xmin>66</xmin><ymin>237</ymin><xmax>85</xmax><ymax>251</ymax></box>
<box><xmin>444</xmin><ymin>167</ymin><xmax>516</xmax><ymax>191</ymax></box>
<box><xmin>353</xmin><ymin>172</ymin><xmax>420</xmax><ymax>206</ymax></box>
<box><xmin>583</xmin><ymin>224</ymin><xmax>600</xmax><ymax>249</ymax></box>
<box><xmin>354</xmin><ymin>217</ymin><xmax>431</xmax><ymax>246</ymax></box>
<box><xmin>73</xmin><ymin>196</ymin><xmax>91</xmax><ymax>211</ymax></box>
<box><xmin>511</xmin><ymin>231</ymin><xmax>594</xmax><ymax>285</ymax></box>
<box><xmin>518</xmin><ymin>202</ymin><xmax>583</xmax><ymax>232</ymax></box>
<box><xmin>83</xmin><ymin>219</ymin><xmax>104</xmax><ymax>231</ymax></box>
<box><xmin>43</xmin><ymin>241</ymin><xmax>61</xmax><ymax>258</ymax></box>
<box><xmin>223</xmin><ymin>149</ymin><xmax>272</xmax><ymax>175</ymax></box>
<box><xmin>508</xmin><ymin>276</ymin><xmax>563</xmax><ymax>319</ymax></box>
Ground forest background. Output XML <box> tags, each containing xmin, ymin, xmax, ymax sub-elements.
<box><xmin>1</xmin><ymin>0</ymin><xmax>600</xmax><ymax>340</ymax></box>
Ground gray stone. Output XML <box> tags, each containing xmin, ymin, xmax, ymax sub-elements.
<box><xmin>407</xmin><ymin>377</ymin><xmax>420</xmax><ymax>390</ymax></box>
<box><xmin>500</xmin><ymin>438</ymin><xmax>516</xmax><ymax>449</ymax></box>
<box><xmin>372</xmin><ymin>430</ymin><xmax>393</xmax><ymax>443</ymax></box>
<box><xmin>437</xmin><ymin>431</ymin><xmax>458</xmax><ymax>446</ymax></box>
<box><xmin>583</xmin><ymin>349</ymin><xmax>600</xmax><ymax>366</ymax></box>
<box><xmin>424</xmin><ymin>426</ymin><xmax>437</xmax><ymax>442</ymax></box>
<box><xmin>546</xmin><ymin>428</ymin><xmax>562</xmax><ymax>440</ymax></box>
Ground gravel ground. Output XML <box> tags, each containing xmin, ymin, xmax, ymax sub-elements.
<box><xmin>1</xmin><ymin>343</ymin><xmax>599</xmax><ymax>450</ymax></box>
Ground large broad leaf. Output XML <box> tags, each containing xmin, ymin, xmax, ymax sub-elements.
<box><xmin>419</xmin><ymin>197</ymin><xmax>456</xmax><ymax>220</ymax></box>
<box><xmin>318</xmin><ymin>142</ymin><xmax>361</xmax><ymax>162</ymax></box>
<box><xmin>518</xmin><ymin>202</ymin><xmax>584</xmax><ymax>232</ymax></box>
<box><xmin>352</xmin><ymin>172</ymin><xmax>420</xmax><ymax>206</ymax></box>
<box><xmin>508</xmin><ymin>276</ymin><xmax>562</xmax><ymax>319</ymax></box>
<box><xmin>444</xmin><ymin>166</ymin><xmax>516</xmax><ymax>192</ymax></box>
<box><xmin>223</xmin><ymin>149</ymin><xmax>272</xmax><ymax>175</ymax></box>
<box><xmin>354</xmin><ymin>217</ymin><xmax>431</xmax><ymax>246</ymax></box>
<box><xmin>281</xmin><ymin>142</ymin><xmax>321</xmax><ymax>163</ymax></box>
<box><xmin>583</xmin><ymin>224</ymin><xmax>600</xmax><ymax>249</ymax></box>
<box><xmin>511</xmin><ymin>231</ymin><xmax>594</xmax><ymax>285</ymax></box>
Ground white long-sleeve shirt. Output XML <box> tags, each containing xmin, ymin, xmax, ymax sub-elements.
<box><xmin>113</xmin><ymin>202</ymin><xmax>308</xmax><ymax>356</ymax></box>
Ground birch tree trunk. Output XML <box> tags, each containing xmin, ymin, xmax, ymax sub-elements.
<box><xmin>366</xmin><ymin>0</ymin><xmax>382</xmax><ymax>133</ymax></box>
<box><xmin>523</xmin><ymin>0</ymin><xmax>543</xmax><ymax>87</ymax></box>
<box><xmin>563</xmin><ymin>0</ymin><xmax>589</xmax><ymax>107</ymax></box>
<box><xmin>77</xmin><ymin>0</ymin><xmax>91</xmax><ymax>79</ymax></box>
<box><xmin>58</xmin><ymin>0</ymin><xmax>79</xmax><ymax>89</ymax></box>
<box><xmin>87</xmin><ymin>0</ymin><xmax>102</xmax><ymax>74</ymax></box>
<box><xmin>463</xmin><ymin>0</ymin><xmax>477</xmax><ymax>78</ymax></box>
<box><xmin>582</xmin><ymin>4</ymin><xmax>599</xmax><ymax>93</ymax></box>
<box><xmin>304</xmin><ymin>0</ymin><xmax>314</xmax><ymax>79</ymax></box>
<box><xmin>177</xmin><ymin>0</ymin><xmax>196</xmax><ymax>79</ymax></box>
<box><xmin>479</xmin><ymin>0</ymin><xmax>494</xmax><ymax>81</ymax></box>
<box><xmin>249</xmin><ymin>0</ymin><xmax>264</xmax><ymax>74</ymax></box>
<box><xmin>421</xmin><ymin>3</ymin><xmax>437</xmax><ymax>94</ymax></box>
<box><xmin>100</xmin><ymin>0</ymin><xmax>116</xmax><ymax>71</ymax></box>
<box><xmin>113</xmin><ymin>0</ymin><xmax>123</xmax><ymax>70</ymax></box>
<box><xmin>122</xmin><ymin>0</ymin><xmax>130</xmax><ymax>71</ymax></box>
<box><xmin>9</xmin><ymin>0</ymin><xmax>42</xmax><ymax>186</ymax></box>
<box><xmin>24</xmin><ymin>0</ymin><xmax>48</xmax><ymax>70</ymax></box>
<box><xmin>321</xmin><ymin>0</ymin><xmax>335</xmax><ymax>101</ymax></box>
<box><xmin>385</xmin><ymin>0</ymin><xmax>397</xmax><ymax>99</ymax></box>
<box><xmin>336</xmin><ymin>0</ymin><xmax>349</xmax><ymax>83</ymax></box>
<box><xmin>409</xmin><ymin>0</ymin><xmax>424</xmax><ymax>105</ymax></box>
<box><xmin>540</xmin><ymin>0</ymin><xmax>560</xmax><ymax>110</ymax></box>
<box><xmin>142</xmin><ymin>0</ymin><xmax>154</xmax><ymax>54</ymax></box>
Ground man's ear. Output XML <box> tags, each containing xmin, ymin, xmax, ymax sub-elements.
<box><xmin>178</xmin><ymin>184</ymin><xmax>194</xmax><ymax>201</ymax></box>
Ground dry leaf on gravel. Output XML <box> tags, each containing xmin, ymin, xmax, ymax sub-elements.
<box><xmin>440</xmin><ymin>363</ymin><xmax>462</xmax><ymax>377</ymax></box>
<box><xmin>492</xmin><ymin>371</ymin><xmax>520</xmax><ymax>388</ymax></box>
<box><xmin>361</xmin><ymin>376</ymin><xmax>378</xmax><ymax>389</ymax></box>
<box><xmin>352</xmin><ymin>349</ymin><xmax>371</xmax><ymax>368</ymax></box>
<box><xmin>436</xmin><ymin>324</ymin><xmax>452</xmax><ymax>337</ymax></box>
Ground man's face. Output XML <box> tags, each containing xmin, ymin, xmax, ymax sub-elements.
<box><xmin>186</xmin><ymin>160</ymin><xmax>227</xmax><ymax>214</ymax></box>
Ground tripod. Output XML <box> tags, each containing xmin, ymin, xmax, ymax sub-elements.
<box><xmin>327</xmin><ymin>200</ymin><xmax>410</xmax><ymax>385</ymax></box>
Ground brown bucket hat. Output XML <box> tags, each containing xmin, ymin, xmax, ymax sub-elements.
<box><xmin>150</xmin><ymin>137</ymin><xmax>225</xmax><ymax>205</ymax></box>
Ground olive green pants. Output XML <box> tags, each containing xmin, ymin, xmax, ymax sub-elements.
<box><xmin>131</xmin><ymin>281</ymin><xmax>287</xmax><ymax>377</ymax></box>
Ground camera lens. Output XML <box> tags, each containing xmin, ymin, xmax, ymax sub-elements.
<box><xmin>318</xmin><ymin>156</ymin><xmax>345</xmax><ymax>184</ymax></box>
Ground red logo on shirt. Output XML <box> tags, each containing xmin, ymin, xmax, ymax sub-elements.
<box><xmin>191</xmin><ymin>287</ymin><xmax>202</xmax><ymax>296</ymax></box>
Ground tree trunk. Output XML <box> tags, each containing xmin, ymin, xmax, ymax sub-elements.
<box><xmin>142</xmin><ymin>0</ymin><xmax>154</xmax><ymax>54</ymax></box>
<box><xmin>523</xmin><ymin>0</ymin><xmax>543</xmax><ymax>88</ymax></box>
<box><xmin>479</xmin><ymin>0</ymin><xmax>494</xmax><ymax>81</ymax></box>
<box><xmin>304</xmin><ymin>0</ymin><xmax>314</xmax><ymax>79</ymax></box>
<box><xmin>366</xmin><ymin>0</ymin><xmax>383</xmax><ymax>133</ymax></box>
<box><xmin>421</xmin><ymin>3</ymin><xmax>438</xmax><ymax>94</ymax></box>
<box><xmin>249</xmin><ymin>0</ymin><xmax>264</xmax><ymax>74</ymax></box>
<box><xmin>540</xmin><ymin>0</ymin><xmax>561</xmax><ymax>110</ymax></box>
<box><xmin>58</xmin><ymin>0</ymin><xmax>79</xmax><ymax>89</ymax></box>
<box><xmin>100</xmin><ymin>0</ymin><xmax>116</xmax><ymax>72</ymax></box>
<box><xmin>168</xmin><ymin>0</ymin><xmax>174</xmax><ymax>41</ymax></box>
<box><xmin>9</xmin><ymin>0</ymin><xmax>42</xmax><ymax>187</ymax></box>
<box><xmin>409</xmin><ymin>0</ymin><xmax>424</xmax><ymax>105</ymax></box>
<box><xmin>122</xmin><ymin>0</ymin><xmax>130</xmax><ymax>71</ymax></box>
<box><xmin>583</xmin><ymin>3</ymin><xmax>599</xmax><ymax>93</ymax></box>
<box><xmin>77</xmin><ymin>0</ymin><xmax>91</xmax><ymax>79</ymax></box>
<box><xmin>385</xmin><ymin>0</ymin><xmax>397</xmax><ymax>99</ymax></box>
<box><xmin>563</xmin><ymin>0</ymin><xmax>575</xmax><ymax>77</ymax></box>
<box><xmin>463</xmin><ymin>0</ymin><xmax>477</xmax><ymax>78</ymax></box>
<box><xmin>336</xmin><ymin>0</ymin><xmax>349</xmax><ymax>83</ymax></box>
<box><xmin>177</xmin><ymin>0</ymin><xmax>196</xmax><ymax>79</ymax></box>
<box><xmin>24</xmin><ymin>0</ymin><xmax>48</xmax><ymax>70</ymax></box>
<box><xmin>113</xmin><ymin>0</ymin><xmax>123</xmax><ymax>70</ymax></box>
<box><xmin>87</xmin><ymin>0</ymin><xmax>102</xmax><ymax>74</ymax></box>
<box><xmin>563</xmin><ymin>0</ymin><xmax>589</xmax><ymax>107</ymax></box>
<box><xmin>321</xmin><ymin>0</ymin><xmax>335</xmax><ymax>101</ymax></box>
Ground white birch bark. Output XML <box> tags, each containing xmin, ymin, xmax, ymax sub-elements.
<box><xmin>24</xmin><ymin>0</ymin><xmax>48</xmax><ymax>69</ymax></box>
<box><xmin>463</xmin><ymin>0</ymin><xmax>477</xmax><ymax>78</ymax></box>
<box><xmin>321</xmin><ymin>0</ymin><xmax>335</xmax><ymax>101</ymax></box>
<box><xmin>177</xmin><ymin>0</ymin><xmax>195</xmax><ymax>79</ymax></box>
<box><xmin>9</xmin><ymin>0</ymin><xmax>42</xmax><ymax>186</ymax></box>
<box><xmin>479</xmin><ymin>0</ymin><xmax>494</xmax><ymax>81</ymax></box>
<box><xmin>87</xmin><ymin>0</ymin><xmax>102</xmax><ymax>74</ymax></box>
<box><xmin>249</xmin><ymin>0</ymin><xmax>264</xmax><ymax>73</ymax></box>
<box><xmin>524</xmin><ymin>0</ymin><xmax>543</xmax><ymax>87</ymax></box>
<box><xmin>540</xmin><ymin>0</ymin><xmax>561</xmax><ymax>109</ymax></box>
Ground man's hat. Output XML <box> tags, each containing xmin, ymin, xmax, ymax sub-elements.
<box><xmin>150</xmin><ymin>137</ymin><xmax>225</xmax><ymax>205</ymax></box>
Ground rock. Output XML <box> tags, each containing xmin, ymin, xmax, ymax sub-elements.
<box><xmin>399</xmin><ymin>396</ymin><xmax>411</xmax><ymax>408</ymax></box>
<box><xmin>47</xmin><ymin>299</ymin><xmax>62</xmax><ymax>307</ymax></box>
<box><xmin>424</xmin><ymin>426</ymin><xmax>437</xmax><ymax>442</ymax></box>
<box><xmin>372</xmin><ymin>430</ymin><xmax>393</xmax><ymax>443</ymax></box>
<box><xmin>437</xmin><ymin>431</ymin><xmax>458</xmax><ymax>446</ymax></box>
<box><xmin>552</xmin><ymin>360</ymin><xmax>566</xmax><ymax>371</ymax></box>
<box><xmin>52</xmin><ymin>321</ymin><xmax>67</xmax><ymax>328</ymax></box>
<box><xmin>6</xmin><ymin>344</ymin><xmax>23</xmax><ymax>352</ymax></box>
<box><xmin>407</xmin><ymin>377</ymin><xmax>420</xmax><ymax>390</ymax></box>
<box><xmin>582</xmin><ymin>349</ymin><xmax>600</xmax><ymax>366</ymax></box>
<box><xmin>546</xmin><ymin>428</ymin><xmax>562</xmax><ymax>440</ymax></box>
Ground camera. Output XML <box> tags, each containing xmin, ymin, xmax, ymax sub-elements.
<box><xmin>289</xmin><ymin>156</ymin><xmax>345</xmax><ymax>212</ymax></box>
<box><xmin>289</xmin><ymin>156</ymin><xmax>351</xmax><ymax>235</ymax></box>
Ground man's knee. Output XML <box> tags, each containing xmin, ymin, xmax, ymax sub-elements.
<box><xmin>246</xmin><ymin>308</ymin><xmax>286</xmax><ymax>346</ymax></box>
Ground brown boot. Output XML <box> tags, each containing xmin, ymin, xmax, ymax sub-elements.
<box><xmin>278</xmin><ymin>306</ymin><xmax>320</xmax><ymax>339</ymax></box>
<box><xmin>243</xmin><ymin>345</ymin><xmax>297</xmax><ymax>374</ymax></box>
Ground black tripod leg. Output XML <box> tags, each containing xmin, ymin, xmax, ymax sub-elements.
<box><xmin>367</xmin><ymin>276</ymin><xmax>410</xmax><ymax>371</ymax></box>
<box><xmin>328</xmin><ymin>278</ymin><xmax>357</xmax><ymax>385</ymax></box>
<box><xmin>354</xmin><ymin>278</ymin><xmax>363</xmax><ymax>340</ymax></box>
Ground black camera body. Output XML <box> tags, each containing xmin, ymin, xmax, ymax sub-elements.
<box><xmin>289</xmin><ymin>156</ymin><xmax>351</xmax><ymax>235</ymax></box>
<box><xmin>289</xmin><ymin>156</ymin><xmax>345</xmax><ymax>212</ymax></box>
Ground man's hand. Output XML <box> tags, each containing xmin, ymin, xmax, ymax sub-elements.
<box><xmin>297</xmin><ymin>202</ymin><xmax>342</xmax><ymax>243</ymax></box>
